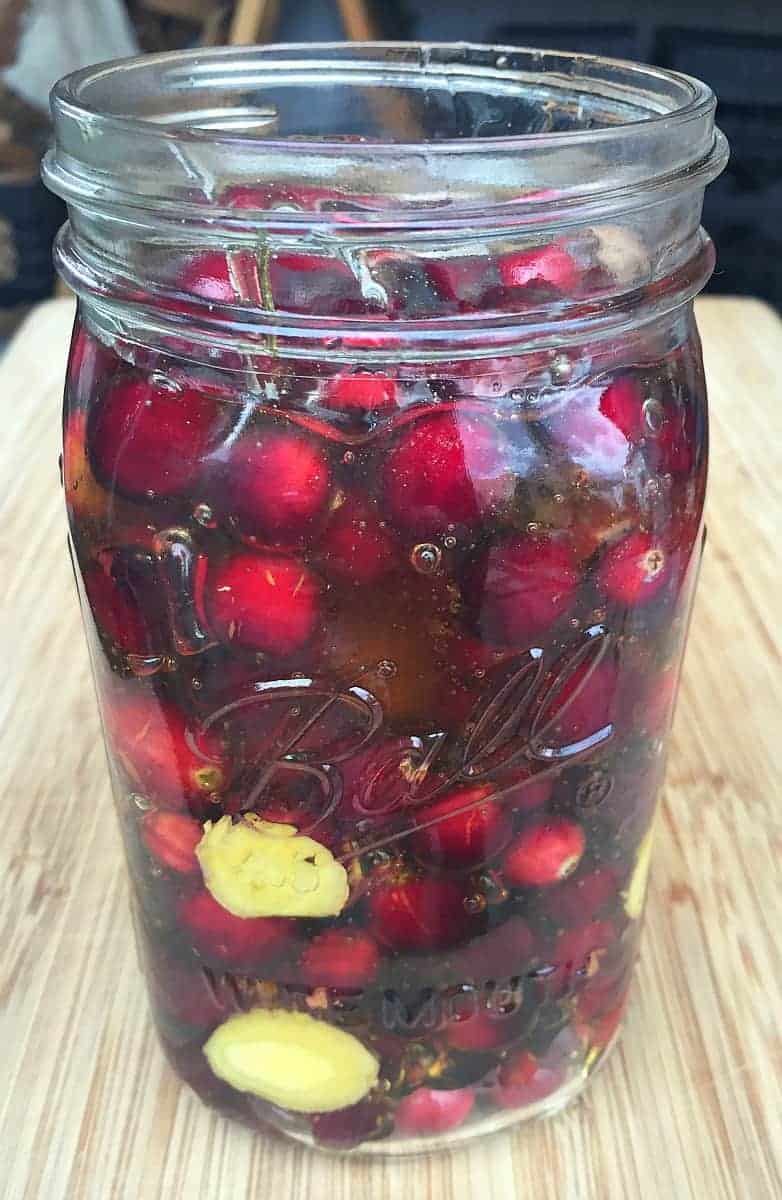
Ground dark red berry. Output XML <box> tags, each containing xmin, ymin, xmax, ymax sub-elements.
<box><xmin>67</xmin><ymin>325</ymin><xmax>115</xmax><ymax>405</ymax></box>
<box><xmin>424</xmin><ymin>255</ymin><xmax>494</xmax><ymax>310</ymax></box>
<box><xmin>268</xmin><ymin>251</ymin><xmax>365</xmax><ymax>315</ymax></box>
<box><xmin>106</xmin><ymin>693</ymin><xmax>228</xmax><ymax>810</ymax></box>
<box><xmin>502</xmin><ymin>818</ymin><xmax>585</xmax><ymax>888</ymax></box>
<box><xmin>598</xmin><ymin>531</ymin><xmax>673</xmax><ymax>606</ymax></box>
<box><xmin>204</xmin><ymin>551</ymin><xmax>321</xmax><ymax>656</ymax></box>
<box><xmin>460</xmin><ymin>915</ymin><xmax>535</xmax><ymax>983</ymax></box>
<box><xmin>84</xmin><ymin>557</ymin><xmax>165</xmax><ymax>659</ymax></box>
<box><xmin>89</xmin><ymin>373</ymin><xmax>225</xmax><ymax>499</ymax></box>
<box><xmin>141</xmin><ymin>811</ymin><xmax>202</xmax><ymax>875</ymax></box>
<box><xmin>474</xmin><ymin>534</ymin><xmax>581</xmax><ymax>646</ymax></box>
<box><xmin>180</xmin><ymin>889</ymin><xmax>292</xmax><ymax>969</ymax></box>
<box><xmin>502</xmin><ymin>768</ymin><xmax>554</xmax><ymax>815</ymax></box>
<box><xmin>320</xmin><ymin>495</ymin><xmax>398</xmax><ymax>585</ymax></box>
<box><xmin>384</xmin><ymin>411</ymin><xmax>514</xmax><ymax>537</ymax></box>
<box><xmin>498</xmin><ymin>242</ymin><xmax>579</xmax><ymax>294</ymax></box>
<box><xmin>218</xmin><ymin>429</ymin><xmax>331</xmax><ymax>544</ymax></box>
<box><xmin>413</xmin><ymin>784</ymin><xmax>512</xmax><ymax>869</ymax></box>
<box><xmin>551</xmin><ymin>919</ymin><xmax>616</xmax><ymax>991</ymax></box>
<box><xmin>444</xmin><ymin>999</ymin><xmax>523</xmax><ymax>1052</ymax></box>
<box><xmin>367</xmin><ymin>877</ymin><xmax>475</xmax><ymax>952</ymax></box>
<box><xmin>598</xmin><ymin>376</ymin><xmax>645</xmax><ymax>440</ymax></box>
<box><xmin>395</xmin><ymin>1086</ymin><xmax>475</xmax><ymax>1136</ymax></box>
<box><xmin>547</xmin><ymin>867</ymin><xmax>619</xmax><ymax>927</ymax></box>
<box><xmin>338</xmin><ymin>737</ymin><xmax>445</xmax><ymax>825</ymax></box>
<box><xmin>312</xmin><ymin>1099</ymin><xmax>388</xmax><ymax>1149</ymax></box>
<box><xmin>299</xmin><ymin>929</ymin><xmax>380</xmax><ymax>990</ymax></box>
<box><xmin>179</xmin><ymin>251</ymin><xmax>235</xmax><ymax>303</ymax></box>
<box><xmin>322</xmin><ymin>370</ymin><xmax>399</xmax><ymax>413</ymax></box>
<box><xmin>494</xmin><ymin>1049</ymin><xmax>564</xmax><ymax>1109</ymax></box>
<box><xmin>538</xmin><ymin>657</ymin><xmax>618</xmax><ymax>748</ymax></box>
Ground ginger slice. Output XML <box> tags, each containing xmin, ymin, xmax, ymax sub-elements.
<box><xmin>204</xmin><ymin>1008</ymin><xmax>379</xmax><ymax>1112</ymax></box>
<box><xmin>196</xmin><ymin>816</ymin><xmax>348</xmax><ymax>918</ymax></box>
<box><xmin>623</xmin><ymin>823</ymin><xmax>655</xmax><ymax>920</ymax></box>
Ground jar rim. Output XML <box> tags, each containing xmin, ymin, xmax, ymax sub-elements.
<box><xmin>45</xmin><ymin>42</ymin><xmax>726</xmax><ymax>230</ymax></box>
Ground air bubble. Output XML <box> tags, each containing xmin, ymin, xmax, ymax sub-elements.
<box><xmin>527</xmin><ymin>522</ymin><xmax>540</xmax><ymax>535</ymax></box>
<box><xmin>443</xmin><ymin>535</ymin><xmax>457</xmax><ymax>549</ymax></box>
<box><xmin>342</xmin><ymin>450</ymin><xmax>355</xmax><ymax>464</ymax></box>
<box><xmin>550</xmin><ymin>353</ymin><xmax>573</xmax><ymax>384</ymax></box>
<box><xmin>642</xmin><ymin>397</ymin><xmax>665</xmax><ymax>434</ymax></box>
<box><xmin>464</xmin><ymin>893</ymin><xmax>487</xmax><ymax>915</ymax></box>
<box><xmin>149</xmin><ymin>371</ymin><xmax>182</xmax><ymax>395</ymax></box>
<box><xmin>410</xmin><ymin>542</ymin><xmax>442</xmax><ymax>575</ymax></box>
<box><xmin>130</xmin><ymin>792</ymin><xmax>153</xmax><ymax>812</ymax></box>
<box><xmin>377</xmin><ymin>659</ymin><xmax>397</xmax><ymax>678</ymax></box>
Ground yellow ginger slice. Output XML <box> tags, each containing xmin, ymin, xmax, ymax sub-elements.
<box><xmin>623</xmin><ymin>824</ymin><xmax>655</xmax><ymax>920</ymax></box>
<box><xmin>196</xmin><ymin>815</ymin><xmax>348</xmax><ymax>918</ymax></box>
<box><xmin>204</xmin><ymin>1008</ymin><xmax>379</xmax><ymax>1112</ymax></box>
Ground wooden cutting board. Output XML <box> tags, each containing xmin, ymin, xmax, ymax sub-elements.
<box><xmin>1</xmin><ymin>297</ymin><xmax>780</xmax><ymax>1200</ymax></box>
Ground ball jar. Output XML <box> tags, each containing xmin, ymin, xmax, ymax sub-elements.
<box><xmin>44</xmin><ymin>44</ymin><xmax>727</xmax><ymax>1153</ymax></box>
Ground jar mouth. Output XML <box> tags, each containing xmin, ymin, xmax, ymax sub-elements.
<box><xmin>45</xmin><ymin>42</ymin><xmax>726</xmax><ymax>229</ymax></box>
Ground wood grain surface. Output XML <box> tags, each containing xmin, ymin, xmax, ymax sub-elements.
<box><xmin>1</xmin><ymin>297</ymin><xmax>780</xmax><ymax>1200</ymax></box>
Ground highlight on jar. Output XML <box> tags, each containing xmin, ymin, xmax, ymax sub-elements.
<box><xmin>45</xmin><ymin>43</ymin><xmax>727</xmax><ymax>1154</ymax></box>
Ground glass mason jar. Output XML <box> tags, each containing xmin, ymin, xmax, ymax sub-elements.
<box><xmin>45</xmin><ymin>45</ymin><xmax>727</xmax><ymax>1154</ymax></box>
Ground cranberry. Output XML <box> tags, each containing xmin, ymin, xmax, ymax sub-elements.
<box><xmin>67</xmin><ymin>325</ymin><xmax>115</xmax><ymax>404</ymax></box>
<box><xmin>149</xmin><ymin>959</ymin><xmax>232</xmax><ymax>1029</ymax></box>
<box><xmin>268</xmin><ymin>251</ymin><xmax>366</xmax><ymax>315</ymax></box>
<box><xmin>312</xmin><ymin>1099</ymin><xmax>388</xmax><ymax>1149</ymax></box>
<box><xmin>502</xmin><ymin>818</ymin><xmax>585</xmax><ymax>888</ymax></box>
<box><xmin>141</xmin><ymin>810</ymin><xmax>202</xmax><ymax>875</ymax></box>
<box><xmin>216</xmin><ymin>429</ymin><xmax>331</xmax><ymax>544</ymax></box>
<box><xmin>383</xmin><ymin>410</ymin><xmax>514</xmax><ymax>537</ymax></box>
<box><xmin>367</xmin><ymin>877</ymin><xmax>475</xmax><ymax>952</ymax></box>
<box><xmin>597</xmin><ymin>531</ymin><xmax>673</xmax><ymax>606</ymax></box>
<box><xmin>502</xmin><ymin>768</ymin><xmax>554</xmax><ymax>815</ymax></box>
<box><xmin>395</xmin><ymin>1086</ymin><xmax>475</xmax><ymax>1136</ymax></box>
<box><xmin>321</xmin><ymin>370</ymin><xmax>399</xmax><ymax>413</ymax></box>
<box><xmin>203</xmin><ymin>551</ymin><xmax>321</xmax><ymax>656</ymax></box>
<box><xmin>319</xmin><ymin>495</ymin><xmax>398</xmax><ymax>585</ymax></box>
<box><xmin>598</xmin><ymin>376</ymin><xmax>645</xmax><ymax>440</ymax></box>
<box><xmin>444</xmin><ymin>997</ymin><xmax>524</xmax><ymax>1052</ymax></box>
<box><xmin>180</xmin><ymin>889</ymin><xmax>292</xmax><ymax>970</ymax></box>
<box><xmin>178</xmin><ymin>251</ymin><xmax>236</xmax><ymax>303</ymax></box>
<box><xmin>299</xmin><ymin>929</ymin><xmax>380</xmax><ymax>990</ymax></box>
<box><xmin>460</xmin><ymin>916</ymin><xmax>536</xmax><ymax>983</ymax></box>
<box><xmin>538</xmin><ymin>657</ymin><xmax>618</xmax><ymax>748</ymax></box>
<box><xmin>498</xmin><ymin>242</ymin><xmax>579</xmax><ymax>295</ymax></box>
<box><xmin>547</xmin><ymin>384</ymin><xmax>632</xmax><ymax>479</ymax></box>
<box><xmin>89</xmin><ymin>373</ymin><xmax>226</xmax><ymax>500</ymax></box>
<box><xmin>550</xmin><ymin>919</ymin><xmax>616</xmax><ymax>992</ymax></box>
<box><xmin>473</xmin><ymin>534</ymin><xmax>581</xmax><ymax>646</ymax></box>
<box><xmin>413</xmin><ymin>784</ymin><xmax>512</xmax><ymax>869</ymax></box>
<box><xmin>424</xmin><ymin>255</ymin><xmax>495</xmax><ymax>310</ymax></box>
<box><xmin>83</xmin><ymin>555</ymin><xmax>165</xmax><ymax>659</ymax></box>
<box><xmin>337</xmin><ymin>737</ymin><xmax>444</xmax><ymax>825</ymax></box>
<box><xmin>547</xmin><ymin>867</ymin><xmax>619</xmax><ymax>927</ymax></box>
<box><xmin>107</xmin><ymin>693</ymin><xmax>228</xmax><ymax>810</ymax></box>
<box><xmin>494</xmin><ymin>1049</ymin><xmax>565</xmax><ymax>1109</ymax></box>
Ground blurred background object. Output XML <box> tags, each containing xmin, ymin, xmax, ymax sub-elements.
<box><xmin>0</xmin><ymin>0</ymin><xmax>778</xmax><ymax>338</ymax></box>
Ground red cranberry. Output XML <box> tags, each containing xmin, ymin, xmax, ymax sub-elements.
<box><xmin>203</xmin><ymin>551</ymin><xmax>321</xmax><ymax>656</ymax></box>
<box><xmin>383</xmin><ymin>411</ymin><xmax>514</xmax><ymax>537</ymax></box>
<box><xmin>322</xmin><ymin>370</ymin><xmax>399</xmax><ymax>413</ymax></box>
<box><xmin>338</xmin><ymin>738</ymin><xmax>444</xmax><ymax>825</ymax></box>
<box><xmin>494</xmin><ymin>1049</ymin><xmax>565</xmax><ymax>1109</ymax></box>
<box><xmin>180</xmin><ymin>889</ymin><xmax>292</xmax><ymax>970</ymax></box>
<box><xmin>502</xmin><ymin>818</ymin><xmax>585</xmax><ymax>888</ymax></box>
<box><xmin>551</xmin><ymin>919</ymin><xmax>616</xmax><ymax>991</ymax></box>
<box><xmin>367</xmin><ymin>877</ymin><xmax>475</xmax><ymax>952</ymax></box>
<box><xmin>89</xmin><ymin>373</ymin><xmax>225</xmax><ymax>499</ymax></box>
<box><xmin>217</xmin><ymin>429</ymin><xmax>331</xmax><ymax>544</ymax></box>
<box><xmin>547</xmin><ymin>385</ymin><xmax>632</xmax><ymax>479</ymax></box>
<box><xmin>474</xmin><ymin>534</ymin><xmax>581</xmax><ymax>646</ymax></box>
<box><xmin>425</xmin><ymin>255</ymin><xmax>494</xmax><ymax>310</ymax></box>
<box><xmin>538</xmin><ymin>657</ymin><xmax>618</xmax><ymax>748</ymax></box>
<box><xmin>460</xmin><ymin>916</ymin><xmax>536</xmax><ymax>982</ymax></box>
<box><xmin>67</xmin><ymin>325</ymin><xmax>115</xmax><ymax>404</ymax></box>
<box><xmin>320</xmin><ymin>495</ymin><xmax>398</xmax><ymax>585</ymax></box>
<box><xmin>141</xmin><ymin>810</ymin><xmax>202</xmax><ymax>875</ymax></box>
<box><xmin>106</xmin><ymin>693</ymin><xmax>228</xmax><ymax>810</ymax></box>
<box><xmin>547</xmin><ymin>867</ymin><xmax>619</xmax><ymax>927</ymax></box>
<box><xmin>498</xmin><ymin>242</ymin><xmax>579</xmax><ymax>295</ymax></box>
<box><xmin>444</xmin><ymin>998</ymin><xmax>524</xmax><ymax>1052</ymax></box>
<box><xmin>502</xmin><ymin>768</ymin><xmax>554</xmax><ymax>815</ymax></box>
<box><xmin>312</xmin><ymin>1099</ymin><xmax>387</xmax><ymax>1149</ymax></box>
<box><xmin>598</xmin><ymin>376</ymin><xmax>645</xmax><ymax>440</ymax></box>
<box><xmin>395</xmin><ymin>1087</ymin><xmax>475</xmax><ymax>1136</ymax></box>
<box><xmin>268</xmin><ymin>251</ymin><xmax>366</xmax><ymax>315</ymax></box>
<box><xmin>178</xmin><ymin>250</ymin><xmax>236</xmax><ymax>303</ymax></box>
<box><xmin>84</xmin><ymin>558</ymin><xmax>164</xmax><ymax>659</ymax></box>
<box><xmin>299</xmin><ymin>929</ymin><xmax>380</xmax><ymax>990</ymax></box>
<box><xmin>149</xmin><ymin>959</ymin><xmax>232</xmax><ymax>1029</ymax></box>
<box><xmin>597</xmin><ymin>531</ymin><xmax>673</xmax><ymax>606</ymax></box>
<box><xmin>413</xmin><ymin>784</ymin><xmax>512</xmax><ymax>869</ymax></box>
